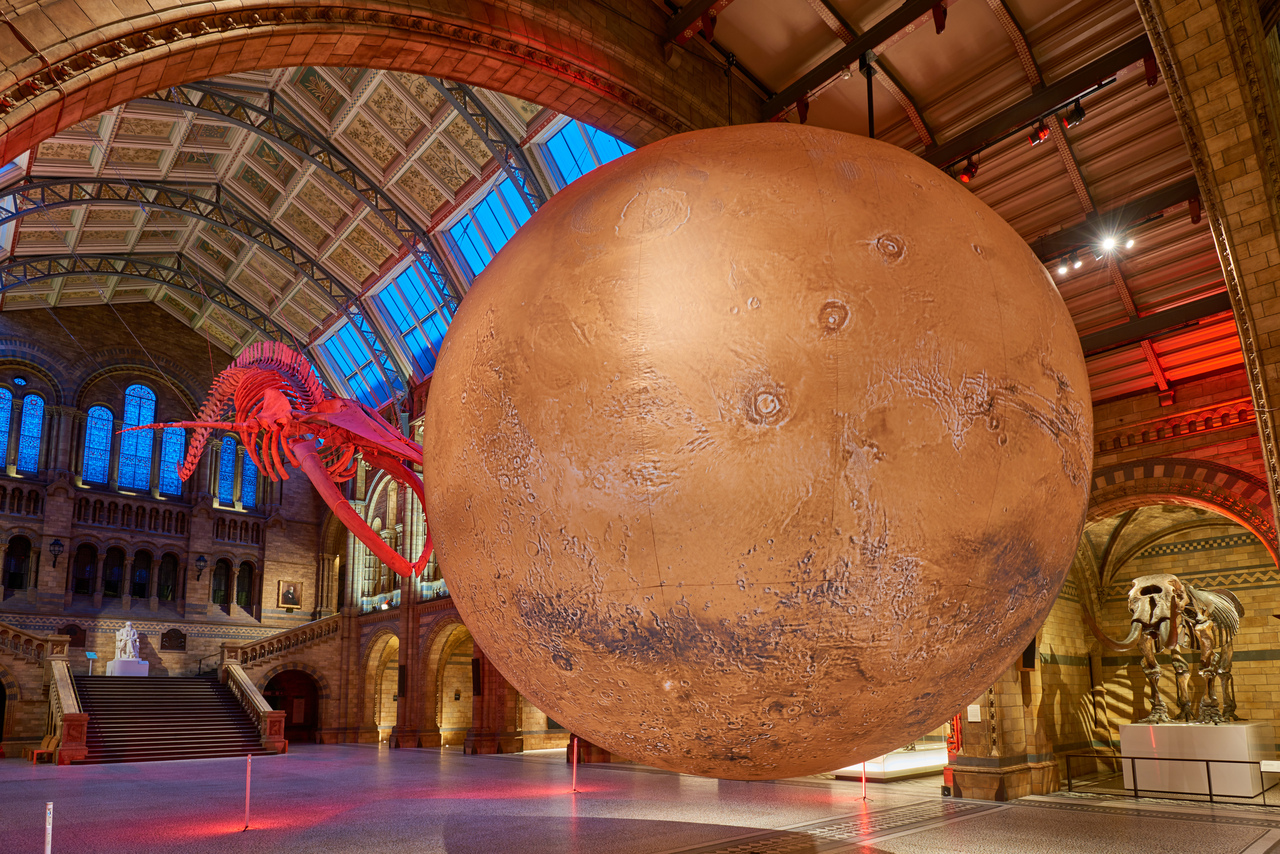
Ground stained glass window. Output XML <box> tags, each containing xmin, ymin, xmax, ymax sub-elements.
<box><xmin>0</xmin><ymin>387</ymin><xmax>12</xmax><ymax>464</ymax></box>
<box><xmin>82</xmin><ymin>406</ymin><xmax>113</xmax><ymax>483</ymax></box>
<box><xmin>15</xmin><ymin>394</ymin><xmax>43</xmax><ymax>471</ymax></box>
<box><xmin>541</xmin><ymin>119</ymin><xmax>633</xmax><ymax>190</ymax></box>
<box><xmin>445</xmin><ymin>178</ymin><xmax>532</xmax><ymax>280</ymax></box>
<box><xmin>159</xmin><ymin>427</ymin><xmax>185</xmax><ymax>495</ymax></box>
<box><xmin>218</xmin><ymin>436</ymin><xmax>236</xmax><ymax>504</ymax></box>
<box><xmin>317</xmin><ymin>323</ymin><xmax>392</xmax><ymax>409</ymax></box>
<box><xmin>374</xmin><ymin>265</ymin><xmax>452</xmax><ymax>376</ymax></box>
<box><xmin>118</xmin><ymin>384</ymin><xmax>156</xmax><ymax>489</ymax></box>
<box><xmin>240</xmin><ymin>447</ymin><xmax>258</xmax><ymax>509</ymax></box>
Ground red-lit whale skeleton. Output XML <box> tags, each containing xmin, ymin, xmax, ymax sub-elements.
<box><xmin>140</xmin><ymin>342</ymin><xmax>430</xmax><ymax>578</ymax></box>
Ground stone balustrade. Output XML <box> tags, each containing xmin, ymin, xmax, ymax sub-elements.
<box><xmin>49</xmin><ymin>659</ymin><xmax>88</xmax><ymax>764</ymax></box>
<box><xmin>236</xmin><ymin>614</ymin><xmax>341</xmax><ymax>666</ymax></box>
<box><xmin>222</xmin><ymin>662</ymin><xmax>286</xmax><ymax>753</ymax></box>
<box><xmin>0</xmin><ymin>621</ymin><xmax>67</xmax><ymax>662</ymax></box>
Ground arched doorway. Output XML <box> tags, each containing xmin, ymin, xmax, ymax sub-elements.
<box><xmin>3</xmin><ymin>536</ymin><xmax>31</xmax><ymax>591</ymax></box>
<box><xmin>263</xmin><ymin>670</ymin><xmax>321</xmax><ymax>743</ymax></box>
<box><xmin>435</xmin><ymin>626</ymin><xmax>474</xmax><ymax>747</ymax></box>
<box><xmin>362</xmin><ymin>632</ymin><xmax>401</xmax><ymax>744</ymax></box>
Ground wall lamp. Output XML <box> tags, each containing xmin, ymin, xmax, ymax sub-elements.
<box><xmin>195</xmin><ymin>554</ymin><xmax>208</xmax><ymax>581</ymax></box>
<box><xmin>48</xmin><ymin>539</ymin><xmax>63</xmax><ymax>567</ymax></box>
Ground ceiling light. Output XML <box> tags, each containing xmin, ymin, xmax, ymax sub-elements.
<box><xmin>1072</xmin><ymin>254</ymin><xmax>1083</xmax><ymax>269</ymax></box>
<box><xmin>1056</xmin><ymin>260</ymin><xmax>1069</xmax><ymax>275</ymax></box>
<box><xmin>841</xmin><ymin>66</ymin><xmax>853</xmax><ymax>80</ymax></box>
<box><xmin>958</xmin><ymin>158</ymin><xmax>978</xmax><ymax>183</ymax></box>
<box><xmin>1125</xmin><ymin>237</ymin><xmax>1135</xmax><ymax>249</ymax></box>
<box><xmin>1027</xmin><ymin>121</ymin><xmax>1050</xmax><ymax>146</ymax></box>
<box><xmin>1101</xmin><ymin>236</ymin><xmax>1117</xmax><ymax>251</ymax></box>
<box><xmin>1062</xmin><ymin>100</ymin><xmax>1085</xmax><ymax>129</ymax></box>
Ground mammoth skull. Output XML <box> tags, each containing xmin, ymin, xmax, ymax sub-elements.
<box><xmin>1125</xmin><ymin>573</ymin><xmax>1189</xmax><ymax>652</ymax></box>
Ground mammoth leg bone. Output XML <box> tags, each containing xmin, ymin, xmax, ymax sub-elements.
<box><xmin>1220</xmin><ymin>637</ymin><xmax>1241</xmax><ymax>720</ymax></box>
<box><xmin>1136</xmin><ymin>635</ymin><xmax>1171</xmax><ymax>724</ymax></box>
<box><xmin>1170</xmin><ymin>652</ymin><xmax>1192</xmax><ymax>722</ymax></box>
<box><xmin>1196</xmin><ymin>619</ymin><xmax>1224</xmax><ymax>723</ymax></box>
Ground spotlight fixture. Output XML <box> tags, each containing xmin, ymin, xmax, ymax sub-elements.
<box><xmin>1072</xmin><ymin>253</ymin><xmax>1083</xmax><ymax>269</ymax></box>
<box><xmin>958</xmin><ymin>158</ymin><xmax>979</xmax><ymax>183</ymax></box>
<box><xmin>841</xmin><ymin>66</ymin><xmax>853</xmax><ymax>80</ymax></box>
<box><xmin>1056</xmin><ymin>259</ymin><xmax>1069</xmax><ymax>275</ymax></box>
<box><xmin>1101</xmin><ymin>236</ymin><xmax>1117</xmax><ymax>251</ymax></box>
<box><xmin>1027</xmin><ymin>121</ymin><xmax>1050</xmax><ymax>146</ymax></box>
<box><xmin>1125</xmin><ymin>237</ymin><xmax>1135</xmax><ymax>249</ymax></box>
<box><xmin>1062</xmin><ymin>100</ymin><xmax>1085</xmax><ymax>129</ymax></box>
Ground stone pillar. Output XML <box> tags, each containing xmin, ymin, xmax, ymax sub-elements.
<box><xmin>107</xmin><ymin>417</ymin><xmax>122</xmax><ymax>490</ymax></box>
<box><xmin>392</xmin><ymin>572</ymin><xmax>419</xmax><ymax>748</ymax></box>
<box><xmin>463</xmin><ymin>646</ymin><xmax>523</xmax><ymax>755</ymax></box>
<box><xmin>54</xmin><ymin>407</ymin><xmax>75</xmax><ymax>473</ymax></box>
<box><xmin>6</xmin><ymin>394</ymin><xmax>21</xmax><ymax>473</ymax></box>
<box><xmin>0</xmin><ymin>540</ymin><xmax>8</xmax><ymax>601</ymax></box>
<box><xmin>1138</xmin><ymin>0</ymin><xmax>1280</xmax><ymax>530</ymax></box>
<box><xmin>121</xmin><ymin>550</ymin><xmax>132</xmax><ymax>612</ymax></box>
<box><xmin>92</xmin><ymin>552</ymin><xmax>105</xmax><ymax>609</ymax></box>
<box><xmin>947</xmin><ymin>641</ymin><xmax>1059</xmax><ymax>800</ymax></box>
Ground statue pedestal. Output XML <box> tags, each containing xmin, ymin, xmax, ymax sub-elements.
<box><xmin>1120</xmin><ymin>722</ymin><xmax>1275</xmax><ymax>797</ymax></box>
<box><xmin>105</xmin><ymin>658</ymin><xmax>149</xmax><ymax>676</ymax></box>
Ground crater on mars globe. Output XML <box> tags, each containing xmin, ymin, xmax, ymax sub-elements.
<box><xmin>422</xmin><ymin>123</ymin><xmax>1092</xmax><ymax>780</ymax></box>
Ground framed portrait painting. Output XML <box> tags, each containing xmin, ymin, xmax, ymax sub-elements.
<box><xmin>278</xmin><ymin>580</ymin><xmax>303</xmax><ymax>609</ymax></box>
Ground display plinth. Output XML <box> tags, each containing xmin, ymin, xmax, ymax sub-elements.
<box><xmin>834</xmin><ymin>746</ymin><xmax>947</xmax><ymax>782</ymax></box>
<box><xmin>105</xmin><ymin>658</ymin><xmax>149</xmax><ymax>676</ymax></box>
<box><xmin>1119</xmin><ymin>722</ymin><xmax>1275</xmax><ymax>797</ymax></box>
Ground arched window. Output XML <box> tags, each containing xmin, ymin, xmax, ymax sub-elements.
<box><xmin>241</xmin><ymin>447</ymin><xmax>258</xmax><ymax>509</ymax></box>
<box><xmin>157</xmin><ymin>553</ymin><xmax>179</xmax><ymax>602</ymax></box>
<box><xmin>102</xmin><ymin>547</ymin><xmax>125</xmax><ymax>598</ymax></box>
<box><xmin>82</xmin><ymin>405</ymin><xmax>113</xmax><ymax>483</ymax></box>
<box><xmin>211</xmin><ymin>559</ymin><xmax>231</xmax><ymax>605</ymax></box>
<box><xmin>71</xmin><ymin>544</ymin><xmax>96</xmax><ymax>596</ymax></box>
<box><xmin>4</xmin><ymin>536</ymin><xmax>31</xmax><ymax>590</ymax></box>
<box><xmin>0</xmin><ymin>387</ymin><xmax>11</xmax><ymax>461</ymax></box>
<box><xmin>218</xmin><ymin>436</ymin><xmax>236</xmax><ymax>504</ymax></box>
<box><xmin>158</xmin><ymin>427</ymin><xmax>185</xmax><ymax>495</ymax></box>
<box><xmin>131</xmin><ymin>550</ymin><xmax>152</xmax><ymax>599</ymax></box>
<box><xmin>118</xmin><ymin>384</ymin><xmax>156</xmax><ymax>490</ymax></box>
<box><xmin>16</xmin><ymin>394</ymin><xmax>43</xmax><ymax>471</ymax></box>
<box><xmin>236</xmin><ymin>561</ymin><xmax>254</xmax><ymax>608</ymax></box>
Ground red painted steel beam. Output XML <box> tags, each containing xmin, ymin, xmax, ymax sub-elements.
<box><xmin>667</xmin><ymin>1</ymin><xmax>738</xmax><ymax>45</ymax></box>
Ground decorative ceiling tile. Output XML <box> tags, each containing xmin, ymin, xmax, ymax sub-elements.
<box><xmin>62</xmin><ymin>276</ymin><xmax>106</xmax><ymax>286</ymax></box>
<box><xmin>281</xmin><ymin>304</ymin><xmax>317</xmax><ymax>337</ymax></box>
<box><xmin>327</xmin><ymin>245</ymin><xmax>373</xmax><ymax>284</ymax></box>
<box><xmin>61</xmin><ymin>290</ymin><xmax>106</xmax><ymax>304</ymax></box>
<box><xmin>348</xmin><ymin>224</ymin><xmax>392</xmax><ymax>266</ymax></box>
<box><xmin>314</xmin><ymin>170</ymin><xmax>358</xmax><ymax>206</ymax></box>
<box><xmin>168</xmin><ymin>289</ymin><xmax>201</xmax><ymax>310</ymax></box>
<box><xmin>344</xmin><ymin>115</ymin><xmax>399</xmax><ymax>171</ymax></box>
<box><xmin>396</xmin><ymin>166</ymin><xmax>447</xmax><ymax>214</ymax></box>
<box><xmin>235</xmin><ymin>164</ymin><xmax>281</xmax><ymax>208</ymax></box>
<box><xmin>207</xmin><ymin>225</ymin><xmax>245</xmax><ymax>257</ymax></box>
<box><xmin>36</xmin><ymin>142</ymin><xmax>95</xmax><ymax>161</ymax></box>
<box><xmin>160</xmin><ymin>293</ymin><xmax>197</xmax><ymax>320</ymax></box>
<box><xmin>115</xmin><ymin>117</ymin><xmax>174</xmax><ymax>140</ymax></box>
<box><xmin>282</xmin><ymin>204</ymin><xmax>326</xmax><ymax>248</ymax></box>
<box><xmin>24</xmin><ymin>208</ymin><xmax>74</xmax><ymax>224</ymax></box>
<box><xmin>294</xmin><ymin>68</ymin><xmax>347</xmax><ymax>121</ymax></box>
<box><xmin>17</xmin><ymin>230</ymin><xmax>68</xmax><ymax>246</ymax></box>
<box><xmin>107</xmin><ymin>147</ymin><xmax>162</xmax><ymax>166</ymax></box>
<box><xmin>298</xmin><ymin>182</ymin><xmax>347</xmax><ymax>229</ymax></box>
<box><xmin>235</xmin><ymin>271</ymin><xmax>274</xmax><ymax>306</ymax></box>
<box><xmin>77</xmin><ymin>230</ymin><xmax>130</xmax><ymax>243</ymax></box>
<box><xmin>85</xmin><ymin>209</ymin><xmax>137</xmax><ymax>224</ymax></box>
<box><xmin>172</xmin><ymin>151</ymin><xmax>217</xmax><ymax>171</ymax></box>
<box><xmin>503</xmin><ymin>94</ymin><xmax>542</xmax><ymax>123</ymax></box>
<box><xmin>194</xmin><ymin>237</ymin><xmax>233</xmax><ymax>272</ymax></box>
<box><xmin>192</xmin><ymin>123</ymin><xmax>230</xmax><ymax>143</ymax></box>
<box><xmin>247</xmin><ymin>255</ymin><xmax>292</xmax><ymax>290</ymax></box>
<box><xmin>362</xmin><ymin>213</ymin><xmax>402</xmax><ymax>246</ymax></box>
<box><xmin>248</xmin><ymin>140</ymin><xmax>297</xmax><ymax>186</ymax></box>
<box><xmin>144</xmin><ymin>210</ymin><xmax>185</xmax><ymax>225</ymax></box>
<box><xmin>445</xmin><ymin>118</ymin><xmax>491</xmax><ymax>169</ymax></box>
<box><xmin>331</xmin><ymin>67</ymin><xmax>369</xmax><ymax>93</ymax></box>
<box><xmin>422</xmin><ymin>140</ymin><xmax>470</xmax><ymax>192</ymax></box>
<box><xmin>4</xmin><ymin>294</ymin><xmax>51</xmax><ymax>308</ymax></box>
<box><xmin>394</xmin><ymin>74</ymin><xmax>444</xmax><ymax>116</ymax></box>
<box><xmin>292</xmin><ymin>288</ymin><xmax>330</xmax><ymax>320</ymax></box>
<box><xmin>111</xmin><ymin>288</ymin><xmax>150</xmax><ymax>301</ymax></box>
<box><xmin>136</xmin><ymin>230</ymin><xmax>180</xmax><ymax>244</ymax></box>
<box><xmin>368</xmin><ymin>82</ymin><xmax>422</xmax><ymax>144</ymax></box>
<box><xmin>204</xmin><ymin>324</ymin><xmax>239</xmax><ymax>351</ymax></box>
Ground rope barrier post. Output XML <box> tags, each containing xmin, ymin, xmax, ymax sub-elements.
<box><xmin>243</xmin><ymin>754</ymin><xmax>251</xmax><ymax>831</ymax></box>
<box><xmin>861</xmin><ymin>762</ymin><xmax>867</xmax><ymax>800</ymax></box>
<box><xmin>571</xmin><ymin>737</ymin><xmax>578</xmax><ymax>793</ymax></box>
<box><xmin>44</xmin><ymin>801</ymin><xmax>52</xmax><ymax>854</ymax></box>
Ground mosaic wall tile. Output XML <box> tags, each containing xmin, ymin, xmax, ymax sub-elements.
<box><xmin>368</xmin><ymin>83</ymin><xmax>423</xmax><ymax>144</ymax></box>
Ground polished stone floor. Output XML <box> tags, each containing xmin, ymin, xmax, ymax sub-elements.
<box><xmin>2</xmin><ymin>745</ymin><xmax>1280</xmax><ymax>853</ymax></box>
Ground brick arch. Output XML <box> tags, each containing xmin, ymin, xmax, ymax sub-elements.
<box><xmin>359</xmin><ymin>627</ymin><xmax>401</xmax><ymax>730</ymax></box>
<box><xmin>75</xmin><ymin>364</ymin><xmax>201</xmax><ymax>415</ymax></box>
<box><xmin>0</xmin><ymin>661</ymin><xmax>20</xmax><ymax>740</ymax></box>
<box><xmin>0</xmin><ymin>0</ymin><xmax>747</xmax><ymax>167</ymax></box>
<box><xmin>1089</xmin><ymin>457</ymin><xmax>1279</xmax><ymax>567</ymax></box>
<box><xmin>418</xmin><ymin>614</ymin><xmax>468</xmax><ymax>733</ymax></box>
<box><xmin>0</xmin><ymin>355</ymin><xmax>66</xmax><ymax>406</ymax></box>
<box><xmin>255</xmin><ymin>661</ymin><xmax>332</xmax><ymax>700</ymax></box>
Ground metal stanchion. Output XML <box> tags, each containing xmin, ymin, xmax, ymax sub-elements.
<box><xmin>571</xmin><ymin>737</ymin><xmax>579</xmax><ymax>793</ymax></box>
<box><xmin>44</xmin><ymin>802</ymin><xmax>52</xmax><ymax>854</ymax></box>
<box><xmin>243</xmin><ymin>755</ymin><xmax>251</xmax><ymax>831</ymax></box>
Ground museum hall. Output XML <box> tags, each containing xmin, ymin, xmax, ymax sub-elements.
<box><xmin>1</xmin><ymin>0</ymin><xmax>1280</xmax><ymax>852</ymax></box>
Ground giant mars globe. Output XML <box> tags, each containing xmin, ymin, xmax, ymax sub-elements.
<box><xmin>421</xmin><ymin>123</ymin><xmax>1091</xmax><ymax>780</ymax></box>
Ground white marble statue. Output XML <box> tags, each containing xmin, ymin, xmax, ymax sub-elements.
<box><xmin>115</xmin><ymin>621</ymin><xmax>140</xmax><ymax>660</ymax></box>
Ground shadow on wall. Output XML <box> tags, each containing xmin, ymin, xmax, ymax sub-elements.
<box><xmin>136</xmin><ymin>634</ymin><xmax>169</xmax><ymax>676</ymax></box>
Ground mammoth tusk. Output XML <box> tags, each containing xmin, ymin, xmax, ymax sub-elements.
<box><xmin>1158</xmin><ymin>617</ymin><xmax>1175</xmax><ymax>651</ymax></box>
<box><xmin>1083</xmin><ymin>606</ymin><xmax>1143</xmax><ymax>652</ymax></box>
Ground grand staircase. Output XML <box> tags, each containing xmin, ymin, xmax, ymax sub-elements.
<box><xmin>72</xmin><ymin>675</ymin><xmax>271</xmax><ymax>764</ymax></box>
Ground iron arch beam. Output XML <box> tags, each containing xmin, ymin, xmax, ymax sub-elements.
<box><xmin>429</xmin><ymin>79</ymin><xmax>548</xmax><ymax>213</ymax></box>
<box><xmin>0</xmin><ymin>253</ymin><xmax>297</xmax><ymax>345</ymax></box>
<box><xmin>0</xmin><ymin>177</ymin><xmax>410</xmax><ymax>416</ymax></box>
<box><xmin>138</xmin><ymin>82</ymin><xmax>461</xmax><ymax>308</ymax></box>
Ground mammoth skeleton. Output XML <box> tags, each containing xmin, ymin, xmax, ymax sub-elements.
<box><xmin>1087</xmin><ymin>573</ymin><xmax>1244</xmax><ymax>724</ymax></box>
